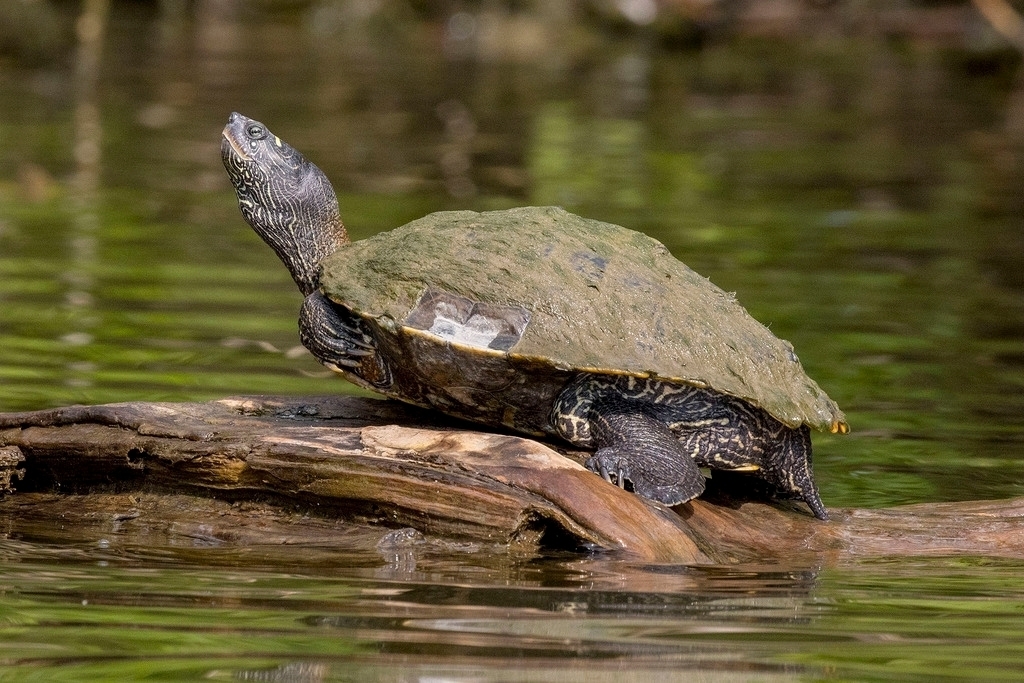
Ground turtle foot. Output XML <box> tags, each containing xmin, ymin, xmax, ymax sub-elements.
<box><xmin>586</xmin><ymin>448</ymin><xmax>705</xmax><ymax>506</ymax></box>
<box><xmin>299</xmin><ymin>291</ymin><xmax>376</xmax><ymax>370</ymax></box>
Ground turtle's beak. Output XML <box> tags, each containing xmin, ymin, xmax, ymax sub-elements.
<box><xmin>221</xmin><ymin>112</ymin><xmax>252</xmax><ymax>161</ymax></box>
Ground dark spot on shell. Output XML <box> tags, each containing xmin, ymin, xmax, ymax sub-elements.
<box><xmin>571</xmin><ymin>250</ymin><xmax>607</xmax><ymax>284</ymax></box>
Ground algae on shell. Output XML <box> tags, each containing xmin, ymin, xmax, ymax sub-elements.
<box><xmin>319</xmin><ymin>206</ymin><xmax>846</xmax><ymax>433</ymax></box>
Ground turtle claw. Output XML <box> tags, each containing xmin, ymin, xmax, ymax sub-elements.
<box><xmin>589</xmin><ymin>454</ymin><xmax>627</xmax><ymax>489</ymax></box>
<box><xmin>587</xmin><ymin>450</ymin><xmax>627</xmax><ymax>489</ymax></box>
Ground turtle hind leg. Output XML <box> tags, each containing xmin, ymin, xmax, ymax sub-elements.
<box><xmin>587</xmin><ymin>410</ymin><xmax>706</xmax><ymax>506</ymax></box>
<box><xmin>299</xmin><ymin>291</ymin><xmax>392</xmax><ymax>387</ymax></box>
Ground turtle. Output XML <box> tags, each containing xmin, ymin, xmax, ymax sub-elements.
<box><xmin>221</xmin><ymin>112</ymin><xmax>848</xmax><ymax>520</ymax></box>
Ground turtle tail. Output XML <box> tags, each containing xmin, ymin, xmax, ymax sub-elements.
<box><xmin>766</xmin><ymin>425</ymin><xmax>828</xmax><ymax>520</ymax></box>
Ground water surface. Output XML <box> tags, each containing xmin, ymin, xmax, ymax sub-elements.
<box><xmin>2</xmin><ymin>534</ymin><xmax>1022</xmax><ymax>681</ymax></box>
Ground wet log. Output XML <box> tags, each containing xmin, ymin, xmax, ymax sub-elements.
<box><xmin>1</xmin><ymin>395</ymin><xmax>1022</xmax><ymax>564</ymax></box>
<box><xmin>0</xmin><ymin>396</ymin><xmax>705</xmax><ymax>563</ymax></box>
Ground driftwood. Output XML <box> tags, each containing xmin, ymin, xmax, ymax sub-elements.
<box><xmin>1</xmin><ymin>395</ymin><xmax>1022</xmax><ymax>565</ymax></box>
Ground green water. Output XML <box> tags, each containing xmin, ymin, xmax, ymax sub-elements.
<box><xmin>2</xmin><ymin>543</ymin><xmax>1023</xmax><ymax>681</ymax></box>
<box><xmin>2</xmin><ymin>2</ymin><xmax>1024</xmax><ymax>679</ymax></box>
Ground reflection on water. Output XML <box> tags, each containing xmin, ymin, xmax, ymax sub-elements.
<box><xmin>0</xmin><ymin>536</ymin><xmax>1022</xmax><ymax>681</ymax></box>
<box><xmin>62</xmin><ymin>0</ymin><xmax>108</xmax><ymax>393</ymax></box>
<box><xmin>2</xmin><ymin>2</ymin><xmax>1024</xmax><ymax>678</ymax></box>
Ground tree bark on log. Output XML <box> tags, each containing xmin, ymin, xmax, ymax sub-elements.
<box><xmin>1</xmin><ymin>395</ymin><xmax>1022</xmax><ymax>564</ymax></box>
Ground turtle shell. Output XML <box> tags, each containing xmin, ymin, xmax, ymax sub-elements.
<box><xmin>319</xmin><ymin>206</ymin><xmax>846</xmax><ymax>434</ymax></box>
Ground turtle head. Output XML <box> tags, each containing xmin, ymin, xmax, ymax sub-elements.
<box><xmin>221</xmin><ymin>112</ymin><xmax>348</xmax><ymax>296</ymax></box>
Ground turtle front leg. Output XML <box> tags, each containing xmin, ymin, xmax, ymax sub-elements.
<box><xmin>587</xmin><ymin>408</ymin><xmax>706</xmax><ymax>506</ymax></box>
<box><xmin>299</xmin><ymin>292</ymin><xmax>392</xmax><ymax>387</ymax></box>
<box><xmin>299</xmin><ymin>292</ymin><xmax>373</xmax><ymax>368</ymax></box>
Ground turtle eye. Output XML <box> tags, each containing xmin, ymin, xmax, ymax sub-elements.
<box><xmin>246</xmin><ymin>123</ymin><xmax>267</xmax><ymax>140</ymax></box>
